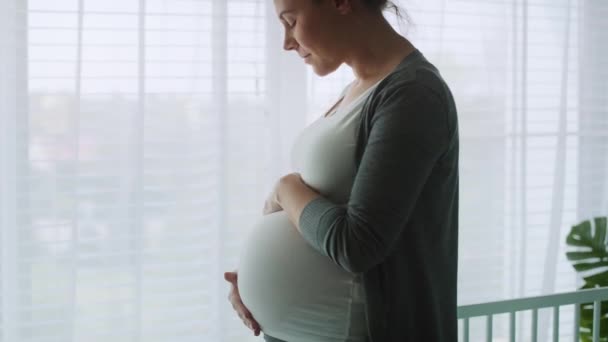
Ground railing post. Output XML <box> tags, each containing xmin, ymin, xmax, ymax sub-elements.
<box><xmin>531</xmin><ymin>308</ymin><xmax>538</xmax><ymax>342</ymax></box>
<box><xmin>510</xmin><ymin>311</ymin><xmax>516</xmax><ymax>342</ymax></box>
<box><xmin>553</xmin><ymin>306</ymin><xmax>559</xmax><ymax>342</ymax></box>
<box><xmin>574</xmin><ymin>304</ymin><xmax>580</xmax><ymax>342</ymax></box>
<box><xmin>486</xmin><ymin>315</ymin><xmax>493</xmax><ymax>342</ymax></box>
<box><xmin>593</xmin><ymin>301</ymin><xmax>600</xmax><ymax>342</ymax></box>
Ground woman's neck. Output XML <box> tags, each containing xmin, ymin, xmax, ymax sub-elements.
<box><xmin>343</xmin><ymin>16</ymin><xmax>415</xmax><ymax>84</ymax></box>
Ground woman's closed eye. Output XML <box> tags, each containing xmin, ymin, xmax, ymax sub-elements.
<box><xmin>281</xmin><ymin>15</ymin><xmax>296</xmax><ymax>28</ymax></box>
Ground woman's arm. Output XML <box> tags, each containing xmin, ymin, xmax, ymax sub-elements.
<box><xmin>286</xmin><ymin>82</ymin><xmax>453</xmax><ymax>274</ymax></box>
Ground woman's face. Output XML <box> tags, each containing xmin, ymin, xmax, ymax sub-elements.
<box><xmin>273</xmin><ymin>0</ymin><xmax>347</xmax><ymax>76</ymax></box>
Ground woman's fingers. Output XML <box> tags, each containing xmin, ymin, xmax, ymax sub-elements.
<box><xmin>224</xmin><ymin>271</ymin><xmax>237</xmax><ymax>284</ymax></box>
<box><xmin>234</xmin><ymin>300</ymin><xmax>260</xmax><ymax>334</ymax></box>
<box><xmin>243</xmin><ymin>315</ymin><xmax>261</xmax><ymax>336</ymax></box>
<box><xmin>263</xmin><ymin>201</ymin><xmax>282</xmax><ymax>215</ymax></box>
<box><xmin>236</xmin><ymin>303</ymin><xmax>260</xmax><ymax>335</ymax></box>
<box><xmin>248</xmin><ymin>320</ymin><xmax>261</xmax><ymax>336</ymax></box>
<box><xmin>262</xmin><ymin>189</ymin><xmax>283</xmax><ymax>215</ymax></box>
<box><xmin>241</xmin><ymin>307</ymin><xmax>260</xmax><ymax>330</ymax></box>
<box><xmin>224</xmin><ymin>270</ymin><xmax>260</xmax><ymax>335</ymax></box>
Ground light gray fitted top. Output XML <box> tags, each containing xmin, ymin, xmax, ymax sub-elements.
<box><xmin>291</xmin><ymin>79</ymin><xmax>385</xmax><ymax>206</ymax></box>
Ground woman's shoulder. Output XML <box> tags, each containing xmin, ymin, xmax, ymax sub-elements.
<box><xmin>365</xmin><ymin>53</ymin><xmax>456</xmax><ymax>116</ymax></box>
<box><xmin>359</xmin><ymin>52</ymin><xmax>458</xmax><ymax>138</ymax></box>
<box><xmin>378</xmin><ymin>57</ymin><xmax>448</xmax><ymax>102</ymax></box>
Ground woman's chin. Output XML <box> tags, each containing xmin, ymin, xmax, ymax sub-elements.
<box><xmin>312</xmin><ymin>66</ymin><xmax>336</xmax><ymax>77</ymax></box>
<box><xmin>309</xmin><ymin>60</ymin><xmax>340</xmax><ymax>77</ymax></box>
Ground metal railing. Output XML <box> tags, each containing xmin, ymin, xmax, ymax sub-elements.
<box><xmin>458</xmin><ymin>287</ymin><xmax>608</xmax><ymax>342</ymax></box>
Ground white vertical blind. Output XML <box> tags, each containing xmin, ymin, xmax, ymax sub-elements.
<box><xmin>8</xmin><ymin>0</ymin><xmax>269</xmax><ymax>341</ymax></box>
<box><xmin>578</xmin><ymin>0</ymin><xmax>608</xmax><ymax>221</ymax></box>
<box><xmin>0</xmin><ymin>0</ymin><xmax>606</xmax><ymax>341</ymax></box>
<box><xmin>1</xmin><ymin>1</ymin><xmax>27</xmax><ymax>341</ymax></box>
<box><xmin>2</xmin><ymin>0</ymin><xmax>28</xmax><ymax>341</ymax></box>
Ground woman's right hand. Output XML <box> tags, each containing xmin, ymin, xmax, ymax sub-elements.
<box><xmin>224</xmin><ymin>271</ymin><xmax>261</xmax><ymax>336</ymax></box>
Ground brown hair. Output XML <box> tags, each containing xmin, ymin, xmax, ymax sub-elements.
<box><xmin>362</xmin><ymin>0</ymin><xmax>391</xmax><ymax>11</ymax></box>
<box><xmin>314</xmin><ymin>0</ymin><xmax>412</xmax><ymax>30</ymax></box>
<box><xmin>366</xmin><ymin>1</ymin><xmax>414</xmax><ymax>33</ymax></box>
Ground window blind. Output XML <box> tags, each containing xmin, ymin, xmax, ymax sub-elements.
<box><xmin>0</xmin><ymin>0</ymin><xmax>606</xmax><ymax>341</ymax></box>
<box><xmin>5</xmin><ymin>0</ymin><xmax>267</xmax><ymax>341</ymax></box>
<box><xmin>1</xmin><ymin>2</ymin><xmax>28</xmax><ymax>342</ymax></box>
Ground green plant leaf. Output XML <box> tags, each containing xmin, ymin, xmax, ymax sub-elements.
<box><xmin>567</xmin><ymin>251</ymin><xmax>603</xmax><ymax>261</ymax></box>
<box><xmin>567</xmin><ymin>235</ymin><xmax>591</xmax><ymax>247</ymax></box>
<box><xmin>594</xmin><ymin>217</ymin><xmax>608</xmax><ymax>247</ymax></box>
<box><xmin>574</xmin><ymin>262</ymin><xmax>608</xmax><ymax>272</ymax></box>
<box><xmin>572</xmin><ymin>220</ymin><xmax>592</xmax><ymax>239</ymax></box>
<box><xmin>580</xmin><ymin>301</ymin><xmax>608</xmax><ymax>320</ymax></box>
<box><xmin>566</xmin><ymin>218</ymin><xmax>608</xmax><ymax>265</ymax></box>
<box><xmin>565</xmin><ymin>217</ymin><xmax>608</xmax><ymax>340</ymax></box>
<box><xmin>584</xmin><ymin>272</ymin><xmax>608</xmax><ymax>287</ymax></box>
<box><xmin>579</xmin><ymin>316</ymin><xmax>608</xmax><ymax>342</ymax></box>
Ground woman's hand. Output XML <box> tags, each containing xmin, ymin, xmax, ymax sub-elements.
<box><xmin>224</xmin><ymin>271</ymin><xmax>261</xmax><ymax>336</ymax></box>
<box><xmin>262</xmin><ymin>181</ymin><xmax>283</xmax><ymax>215</ymax></box>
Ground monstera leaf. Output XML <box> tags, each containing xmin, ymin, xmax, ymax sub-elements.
<box><xmin>566</xmin><ymin>217</ymin><xmax>608</xmax><ymax>342</ymax></box>
<box><xmin>567</xmin><ymin>217</ymin><xmax>608</xmax><ymax>285</ymax></box>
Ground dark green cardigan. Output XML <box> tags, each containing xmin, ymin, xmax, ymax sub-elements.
<box><xmin>299</xmin><ymin>49</ymin><xmax>459</xmax><ymax>342</ymax></box>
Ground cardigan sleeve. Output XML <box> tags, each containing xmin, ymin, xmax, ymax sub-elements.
<box><xmin>298</xmin><ymin>82</ymin><xmax>450</xmax><ymax>273</ymax></box>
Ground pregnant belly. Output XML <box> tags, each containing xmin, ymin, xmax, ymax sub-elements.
<box><xmin>238</xmin><ymin>211</ymin><xmax>366</xmax><ymax>341</ymax></box>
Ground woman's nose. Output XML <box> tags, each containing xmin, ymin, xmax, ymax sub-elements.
<box><xmin>283</xmin><ymin>31</ymin><xmax>297</xmax><ymax>51</ymax></box>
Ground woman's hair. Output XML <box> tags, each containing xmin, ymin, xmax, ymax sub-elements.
<box><xmin>364</xmin><ymin>1</ymin><xmax>413</xmax><ymax>32</ymax></box>
<box><xmin>362</xmin><ymin>0</ymin><xmax>392</xmax><ymax>11</ymax></box>
<box><xmin>315</xmin><ymin>0</ymin><xmax>413</xmax><ymax>31</ymax></box>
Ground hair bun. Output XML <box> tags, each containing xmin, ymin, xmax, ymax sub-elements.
<box><xmin>365</xmin><ymin>0</ymin><xmax>391</xmax><ymax>11</ymax></box>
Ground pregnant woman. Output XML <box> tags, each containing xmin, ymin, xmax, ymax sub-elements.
<box><xmin>225</xmin><ymin>0</ymin><xmax>459</xmax><ymax>341</ymax></box>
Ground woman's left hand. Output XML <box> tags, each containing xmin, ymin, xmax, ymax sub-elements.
<box><xmin>262</xmin><ymin>185</ymin><xmax>282</xmax><ymax>215</ymax></box>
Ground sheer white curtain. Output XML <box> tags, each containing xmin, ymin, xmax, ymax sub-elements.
<box><xmin>0</xmin><ymin>0</ymin><xmax>606</xmax><ymax>341</ymax></box>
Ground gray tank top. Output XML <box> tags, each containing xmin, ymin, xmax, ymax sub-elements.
<box><xmin>291</xmin><ymin>79</ymin><xmax>384</xmax><ymax>205</ymax></box>
<box><xmin>288</xmin><ymin>78</ymin><xmax>385</xmax><ymax>340</ymax></box>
